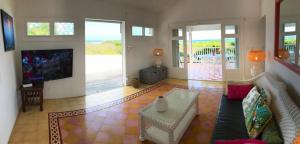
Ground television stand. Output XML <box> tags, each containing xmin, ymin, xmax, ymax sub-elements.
<box><xmin>20</xmin><ymin>85</ymin><xmax>44</xmax><ymax>112</ymax></box>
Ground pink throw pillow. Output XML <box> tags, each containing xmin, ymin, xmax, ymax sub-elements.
<box><xmin>215</xmin><ymin>139</ymin><xmax>266</xmax><ymax>144</ymax></box>
<box><xmin>227</xmin><ymin>83</ymin><xmax>253</xmax><ymax>100</ymax></box>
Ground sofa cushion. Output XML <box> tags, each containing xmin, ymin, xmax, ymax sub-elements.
<box><xmin>212</xmin><ymin>96</ymin><xmax>249</xmax><ymax>142</ymax></box>
<box><xmin>242</xmin><ymin>86</ymin><xmax>260</xmax><ymax>117</ymax></box>
<box><xmin>246</xmin><ymin>99</ymin><xmax>272</xmax><ymax>138</ymax></box>
<box><xmin>227</xmin><ymin>83</ymin><xmax>253</xmax><ymax>100</ymax></box>
<box><xmin>257</xmin><ymin>87</ymin><xmax>272</xmax><ymax>106</ymax></box>
<box><xmin>261</xmin><ymin>118</ymin><xmax>283</xmax><ymax>144</ymax></box>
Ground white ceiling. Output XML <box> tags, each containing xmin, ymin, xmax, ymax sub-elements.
<box><xmin>105</xmin><ymin>0</ymin><xmax>179</xmax><ymax>13</ymax></box>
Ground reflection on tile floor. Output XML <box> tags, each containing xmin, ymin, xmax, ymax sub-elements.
<box><xmin>9</xmin><ymin>79</ymin><xmax>224</xmax><ymax>144</ymax></box>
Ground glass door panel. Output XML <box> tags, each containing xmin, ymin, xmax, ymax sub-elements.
<box><xmin>225</xmin><ymin>38</ymin><xmax>239</xmax><ymax>69</ymax></box>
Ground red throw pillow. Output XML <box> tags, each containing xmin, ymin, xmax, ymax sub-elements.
<box><xmin>215</xmin><ymin>139</ymin><xmax>266</xmax><ymax>144</ymax></box>
<box><xmin>227</xmin><ymin>83</ymin><xmax>253</xmax><ymax>100</ymax></box>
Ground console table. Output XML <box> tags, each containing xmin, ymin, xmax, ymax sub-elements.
<box><xmin>20</xmin><ymin>84</ymin><xmax>44</xmax><ymax>112</ymax></box>
<box><xmin>139</xmin><ymin>66</ymin><xmax>168</xmax><ymax>84</ymax></box>
<box><xmin>139</xmin><ymin>88</ymin><xmax>199</xmax><ymax>144</ymax></box>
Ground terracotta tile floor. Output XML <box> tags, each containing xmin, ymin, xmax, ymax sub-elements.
<box><xmin>9</xmin><ymin>79</ymin><xmax>224</xmax><ymax>144</ymax></box>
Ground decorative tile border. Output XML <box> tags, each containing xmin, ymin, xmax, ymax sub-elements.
<box><xmin>48</xmin><ymin>82</ymin><xmax>223</xmax><ymax>144</ymax></box>
<box><xmin>49</xmin><ymin>83</ymin><xmax>171</xmax><ymax>144</ymax></box>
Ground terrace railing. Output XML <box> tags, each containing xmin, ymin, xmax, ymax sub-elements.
<box><xmin>191</xmin><ymin>47</ymin><xmax>237</xmax><ymax>64</ymax></box>
<box><xmin>284</xmin><ymin>44</ymin><xmax>296</xmax><ymax>53</ymax></box>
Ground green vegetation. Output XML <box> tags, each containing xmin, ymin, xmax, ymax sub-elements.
<box><xmin>27</xmin><ymin>23</ymin><xmax>50</xmax><ymax>36</ymax></box>
<box><xmin>85</xmin><ymin>40</ymin><xmax>122</xmax><ymax>55</ymax></box>
<box><xmin>284</xmin><ymin>36</ymin><xmax>296</xmax><ymax>45</ymax></box>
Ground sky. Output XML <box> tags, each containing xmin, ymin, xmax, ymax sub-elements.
<box><xmin>191</xmin><ymin>30</ymin><xmax>221</xmax><ymax>40</ymax></box>
<box><xmin>85</xmin><ymin>21</ymin><xmax>121</xmax><ymax>42</ymax></box>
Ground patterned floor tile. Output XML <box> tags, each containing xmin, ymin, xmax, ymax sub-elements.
<box><xmin>49</xmin><ymin>83</ymin><xmax>223</xmax><ymax>144</ymax></box>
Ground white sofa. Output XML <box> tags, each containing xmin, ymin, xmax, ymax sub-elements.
<box><xmin>222</xmin><ymin>72</ymin><xmax>300</xmax><ymax>143</ymax></box>
<box><xmin>254</xmin><ymin>72</ymin><xmax>300</xmax><ymax>143</ymax></box>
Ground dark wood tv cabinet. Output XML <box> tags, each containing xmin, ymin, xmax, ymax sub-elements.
<box><xmin>20</xmin><ymin>85</ymin><xmax>44</xmax><ymax>112</ymax></box>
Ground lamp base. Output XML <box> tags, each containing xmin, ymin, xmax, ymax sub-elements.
<box><xmin>250</xmin><ymin>65</ymin><xmax>257</xmax><ymax>77</ymax></box>
<box><xmin>155</xmin><ymin>59</ymin><xmax>162</xmax><ymax>68</ymax></box>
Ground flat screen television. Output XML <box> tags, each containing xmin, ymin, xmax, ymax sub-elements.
<box><xmin>21</xmin><ymin>49</ymin><xmax>73</xmax><ymax>84</ymax></box>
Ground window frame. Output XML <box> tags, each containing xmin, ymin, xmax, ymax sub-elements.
<box><xmin>280</xmin><ymin>21</ymin><xmax>299</xmax><ymax>64</ymax></box>
<box><xmin>171</xmin><ymin>27</ymin><xmax>186</xmax><ymax>69</ymax></box>
<box><xmin>223</xmin><ymin>24</ymin><xmax>240</xmax><ymax>70</ymax></box>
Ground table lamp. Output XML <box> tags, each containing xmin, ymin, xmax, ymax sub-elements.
<box><xmin>153</xmin><ymin>48</ymin><xmax>163</xmax><ymax>68</ymax></box>
<box><xmin>278</xmin><ymin>48</ymin><xmax>290</xmax><ymax>60</ymax></box>
<box><xmin>247</xmin><ymin>50</ymin><xmax>266</xmax><ymax>77</ymax></box>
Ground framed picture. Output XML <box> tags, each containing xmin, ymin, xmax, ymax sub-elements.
<box><xmin>1</xmin><ymin>9</ymin><xmax>15</xmax><ymax>52</ymax></box>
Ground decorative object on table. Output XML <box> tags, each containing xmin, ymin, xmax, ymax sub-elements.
<box><xmin>1</xmin><ymin>9</ymin><xmax>15</xmax><ymax>52</ymax></box>
<box><xmin>154</xmin><ymin>96</ymin><xmax>168</xmax><ymax>112</ymax></box>
<box><xmin>20</xmin><ymin>80</ymin><xmax>44</xmax><ymax>112</ymax></box>
<box><xmin>247</xmin><ymin>50</ymin><xmax>266</xmax><ymax>77</ymax></box>
<box><xmin>139</xmin><ymin>66</ymin><xmax>168</xmax><ymax>84</ymax></box>
<box><xmin>153</xmin><ymin>48</ymin><xmax>163</xmax><ymax>68</ymax></box>
<box><xmin>131</xmin><ymin>78</ymin><xmax>140</xmax><ymax>88</ymax></box>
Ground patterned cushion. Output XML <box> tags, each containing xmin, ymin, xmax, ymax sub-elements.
<box><xmin>261</xmin><ymin>118</ymin><xmax>283</xmax><ymax>144</ymax></box>
<box><xmin>257</xmin><ymin>88</ymin><xmax>271</xmax><ymax>106</ymax></box>
<box><xmin>246</xmin><ymin>99</ymin><xmax>272</xmax><ymax>138</ymax></box>
<box><xmin>242</xmin><ymin>86</ymin><xmax>260</xmax><ymax>117</ymax></box>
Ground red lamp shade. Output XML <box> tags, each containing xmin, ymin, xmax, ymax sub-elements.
<box><xmin>153</xmin><ymin>48</ymin><xmax>163</xmax><ymax>56</ymax></box>
<box><xmin>247</xmin><ymin>50</ymin><xmax>266</xmax><ymax>62</ymax></box>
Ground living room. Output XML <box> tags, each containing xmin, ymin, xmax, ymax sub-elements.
<box><xmin>0</xmin><ymin>0</ymin><xmax>300</xmax><ymax>144</ymax></box>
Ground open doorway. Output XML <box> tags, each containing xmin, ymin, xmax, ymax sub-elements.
<box><xmin>85</xmin><ymin>19</ymin><xmax>124</xmax><ymax>95</ymax></box>
<box><xmin>187</xmin><ymin>24</ymin><xmax>223</xmax><ymax>81</ymax></box>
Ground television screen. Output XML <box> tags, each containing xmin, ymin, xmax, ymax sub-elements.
<box><xmin>22</xmin><ymin>49</ymin><xmax>73</xmax><ymax>84</ymax></box>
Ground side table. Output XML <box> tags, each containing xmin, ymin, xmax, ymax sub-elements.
<box><xmin>20</xmin><ymin>85</ymin><xmax>44</xmax><ymax>112</ymax></box>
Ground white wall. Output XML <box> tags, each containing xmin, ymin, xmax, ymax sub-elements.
<box><xmin>0</xmin><ymin>0</ymin><xmax>19</xmax><ymax>143</ymax></box>
<box><xmin>261</xmin><ymin>0</ymin><xmax>300</xmax><ymax>106</ymax></box>
<box><xmin>15</xmin><ymin>0</ymin><xmax>157</xmax><ymax>99</ymax></box>
<box><xmin>156</xmin><ymin>0</ymin><xmax>265</xmax><ymax>81</ymax></box>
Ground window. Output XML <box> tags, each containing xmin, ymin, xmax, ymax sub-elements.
<box><xmin>283</xmin><ymin>35</ymin><xmax>297</xmax><ymax>63</ymax></box>
<box><xmin>284</xmin><ymin>23</ymin><xmax>296</xmax><ymax>32</ymax></box>
<box><xmin>172</xmin><ymin>40</ymin><xmax>184</xmax><ymax>68</ymax></box>
<box><xmin>224</xmin><ymin>25</ymin><xmax>239</xmax><ymax>69</ymax></box>
<box><xmin>27</xmin><ymin>22</ymin><xmax>50</xmax><ymax>36</ymax></box>
<box><xmin>225</xmin><ymin>38</ymin><xmax>239</xmax><ymax>69</ymax></box>
<box><xmin>132</xmin><ymin>26</ymin><xmax>143</xmax><ymax>36</ymax></box>
<box><xmin>172</xmin><ymin>28</ymin><xmax>183</xmax><ymax>37</ymax></box>
<box><xmin>145</xmin><ymin>27</ymin><xmax>154</xmax><ymax>36</ymax></box>
<box><xmin>225</xmin><ymin>25</ymin><xmax>237</xmax><ymax>34</ymax></box>
<box><xmin>54</xmin><ymin>22</ymin><xmax>74</xmax><ymax>36</ymax></box>
<box><xmin>172</xmin><ymin>28</ymin><xmax>185</xmax><ymax>68</ymax></box>
<box><xmin>281</xmin><ymin>22</ymin><xmax>298</xmax><ymax>64</ymax></box>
